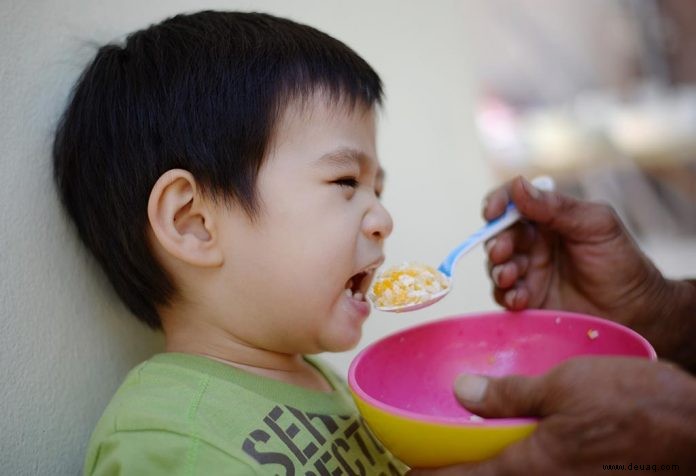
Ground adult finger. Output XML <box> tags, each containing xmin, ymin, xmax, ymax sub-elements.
<box><xmin>453</xmin><ymin>373</ymin><xmax>547</xmax><ymax>418</ymax></box>
<box><xmin>486</xmin><ymin>222</ymin><xmax>537</xmax><ymax>266</ymax></box>
<box><xmin>509</xmin><ymin>177</ymin><xmax>623</xmax><ymax>241</ymax></box>
<box><xmin>493</xmin><ymin>283</ymin><xmax>530</xmax><ymax>310</ymax></box>
<box><xmin>490</xmin><ymin>255</ymin><xmax>530</xmax><ymax>289</ymax></box>
<box><xmin>482</xmin><ymin>185</ymin><xmax>511</xmax><ymax>222</ymax></box>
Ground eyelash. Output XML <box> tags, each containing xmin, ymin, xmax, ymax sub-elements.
<box><xmin>334</xmin><ymin>177</ymin><xmax>359</xmax><ymax>189</ymax></box>
<box><xmin>333</xmin><ymin>177</ymin><xmax>382</xmax><ymax>199</ymax></box>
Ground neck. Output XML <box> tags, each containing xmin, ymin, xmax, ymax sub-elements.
<box><xmin>160</xmin><ymin>307</ymin><xmax>333</xmax><ymax>392</ymax></box>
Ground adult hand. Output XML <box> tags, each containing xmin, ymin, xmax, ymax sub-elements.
<box><xmin>483</xmin><ymin>176</ymin><xmax>694</xmax><ymax>361</ymax></box>
<box><xmin>409</xmin><ymin>357</ymin><xmax>696</xmax><ymax>475</ymax></box>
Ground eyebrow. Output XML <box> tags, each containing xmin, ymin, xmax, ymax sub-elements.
<box><xmin>315</xmin><ymin>147</ymin><xmax>385</xmax><ymax>181</ymax></box>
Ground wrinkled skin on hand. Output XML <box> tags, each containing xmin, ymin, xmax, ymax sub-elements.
<box><xmin>409</xmin><ymin>357</ymin><xmax>696</xmax><ymax>475</ymax></box>
<box><xmin>482</xmin><ymin>176</ymin><xmax>695</xmax><ymax>366</ymax></box>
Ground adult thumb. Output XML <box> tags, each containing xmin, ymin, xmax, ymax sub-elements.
<box><xmin>510</xmin><ymin>176</ymin><xmax>621</xmax><ymax>241</ymax></box>
<box><xmin>453</xmin><ymin>374</ymin><xmax>546</xmax><ymax>418</ymax></box>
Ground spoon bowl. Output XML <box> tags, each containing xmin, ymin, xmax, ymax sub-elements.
<box><xmin>375</xmin><ymin>288</ymin><xmax>449</xmax><ymax>313</ymax></box>
<box><xmin>370</xmin><ymin>176</ymin><xmax>556</xmax><ymax>312</ymax></box>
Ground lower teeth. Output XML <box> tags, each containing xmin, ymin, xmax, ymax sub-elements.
<box><xmin>344</xmin><ymin>288</ymin><xmax>365</xmax><ymax>301</ymax></box>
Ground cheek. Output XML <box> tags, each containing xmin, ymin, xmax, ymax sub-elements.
<box><xmin>243</xmin><ymin>199</ymin><xmax>361</xmax><ymax>302</ymax></box>
<box><xmin>269</xmin><ymin>207</ymin><xmax>357</xmax><ymax>271</ymax></box>
<box><xmin>279</xmin><ymin>254</ymin><xmax>346</xmax><ymax>306</ymax></box>
<box><xmin>255</xmin><ymin>244</ymin><xmax>343</xmax><ymax>308</ymax></box>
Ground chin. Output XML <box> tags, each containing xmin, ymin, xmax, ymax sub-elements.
<box><xmin>321</xmin><ymin>329</ymin><xmax>362</xmax><ymax>353</ymax></box>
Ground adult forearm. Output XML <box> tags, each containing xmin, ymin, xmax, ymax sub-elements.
<box><xmin>637</xmin><ymin>278</ymin><xmax>696</xmax><ymax>373</ymax></box>
<box><xmin>669</xmin><ymin>279</ymin><xmax>696</xmax><ymax>372</ymax></box>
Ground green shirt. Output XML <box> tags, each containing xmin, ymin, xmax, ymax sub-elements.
<box><xmin>83</xmin><ymin>353</ymin><xmax>407</xmax><ymax>475</ymax></box>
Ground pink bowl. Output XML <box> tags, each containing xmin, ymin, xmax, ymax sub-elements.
<box><xmin>349</xmin><ymin>310</ymin><xmax>656</xmax><ymax>426</ymax></box>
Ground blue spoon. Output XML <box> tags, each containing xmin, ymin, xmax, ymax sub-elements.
<box><xmin>373</xmin><ymin>176</ymin><xmax>556</xmax><ymax>312</ymax></box>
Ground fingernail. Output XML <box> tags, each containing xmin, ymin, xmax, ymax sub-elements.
<box><xmin>521</xmin><ymin>177</ymin><xmax>542</xmax><ymax>200</ymax></box>
<box><xmin>485</xmin><ymin>238</ymin><xmax>497</xmax><ymax>254</ymax></box>
<box><xmin>454</xmin><ymin>374</ymin><xmax>489</xmax><ymax>403</ymax></box>
<box><xmin>505</xmin><ymin>289</ymin><xmax>517</xmax><ymax>307</ymax></box>
<box><xmin>491</xmin><ymin>265</ymin><xmax>504</xmax><ymax>285</ymax></box>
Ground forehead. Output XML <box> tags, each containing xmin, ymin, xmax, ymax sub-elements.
<box><xmin>267</xmin><ymin>91</ymin><xmax>380</xmax><ymax>167</ymax></box>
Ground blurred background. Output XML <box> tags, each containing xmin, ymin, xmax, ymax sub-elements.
<box><xmin>469</xmin><ymin>0</ymin><xmax>696</xmax><ymax>240</ymax></box>
<box><xmin>1</xmin><ymin>0</ymin><xmax>694</xmax><ymax>474</ymax></box>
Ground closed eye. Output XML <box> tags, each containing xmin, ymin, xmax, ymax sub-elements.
<box><xmin>333</xmin><ymin>177</ymin><xmax>359</xmax><ymax>189</ymax></box>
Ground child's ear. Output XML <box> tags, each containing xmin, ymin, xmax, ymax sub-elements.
<box><xmin>147</xmin><ymin>169</ymin><xmax>223</xmax><ymax>267</ymax></box>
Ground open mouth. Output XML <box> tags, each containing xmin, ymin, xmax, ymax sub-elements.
<box><xmin>344</xmin><ymin>270</ymin><xmax>375</xmax><ymax>302</ymax></box>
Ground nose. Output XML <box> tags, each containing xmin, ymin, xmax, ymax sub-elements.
<box><xmin>363</xmin><ymin>200</ymin><xmax>393</xmax><ymax>241</ymax></box>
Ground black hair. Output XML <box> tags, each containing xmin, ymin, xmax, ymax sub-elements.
<box><xmin>53</xmin><ymin>11</ymin><xmax>383</xmax><ymax>329</ymax></box>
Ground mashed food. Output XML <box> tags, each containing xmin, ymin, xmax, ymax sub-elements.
<box><xmin>369</xmin><ymin>262</ymin><xmax>449</xmax><ymax>308</ymax></box>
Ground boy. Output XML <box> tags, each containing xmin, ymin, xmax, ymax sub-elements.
<box><xmin>54</xmin><ymin>10</ymin><xmax>406</xmax><ymax>475</ymax></box>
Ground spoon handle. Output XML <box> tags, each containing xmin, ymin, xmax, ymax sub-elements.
<box><xmin>437</xmin><ymin>203</ymin><xmax>521</xmax><ymax>278</ymax></box>
<box><xmin>437</xmin><ymin>176</ymin><xmax>556</xmax><ymax>278</ymax></box>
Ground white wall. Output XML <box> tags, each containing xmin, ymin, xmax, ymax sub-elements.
<box><xmin>0</xmin><ymin>1</ymin><xmax>495</xmax><ymax>473</ymax></box>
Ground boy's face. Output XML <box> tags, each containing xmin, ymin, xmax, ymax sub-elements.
<box><xmin>213</xmin><ymin>94</ymin><xmax>393</xmax><ymax>354</ymax></box>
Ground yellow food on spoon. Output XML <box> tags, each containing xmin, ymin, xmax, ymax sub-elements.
<box><xmin>369</xmin><ymin>262</ymin><xmax>449</xmax><ymax>308</ymax></box>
